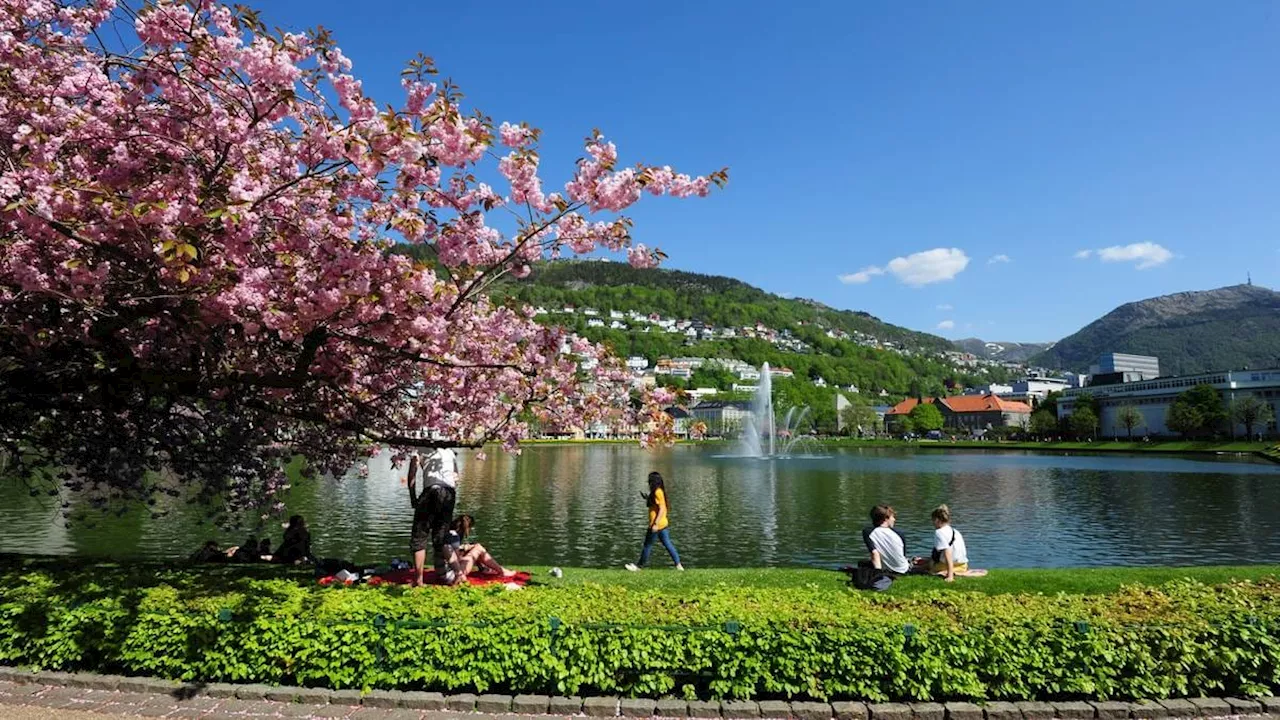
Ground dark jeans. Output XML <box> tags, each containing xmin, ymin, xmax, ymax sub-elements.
<box><xmin>412</xmin><ymin>484</ymin><xmax>456</xmax><ymax>571</ymax></box>
<box><xmin>637</xmin><ymin>528</ymin><xmax>681</xmax><ymax>567</ymax></box>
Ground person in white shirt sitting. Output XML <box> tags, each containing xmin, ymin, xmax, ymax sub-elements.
<box><xmin>862</xmin><ymin>504</ymin><xmax>910</xmax><ymax>575</ymax></box>
<box><xmin>913</xmin><ymin>504</ymin><xmax>969</xmax><ymax>582</ymax></box>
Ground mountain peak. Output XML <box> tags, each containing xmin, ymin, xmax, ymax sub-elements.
<box><xmin>1032</xmin><ymin>284</ymin><xmax>1280</xmax><ymax>375</ymax></box>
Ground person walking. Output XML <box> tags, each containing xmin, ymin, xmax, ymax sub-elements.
<box><xmin>625</xmin><ymin>471</ymin><xmax>684</xmax><ymax>571</ymax></box>
<box><xmin>406</xmin><ymin>447</ymin><xmax>459</xmax><ymax>587</ymax></box>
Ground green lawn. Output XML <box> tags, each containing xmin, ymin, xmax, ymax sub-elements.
<box><xmin>519</xmin><ymin>564</ymin><xmax>1280</xmax><ymax>596</ymax></box>
<box><xmin>825</xmin><ymin>438</ymin><xmax>1278</xmax><ymax>457</ymax></box>
<box><xmin>510</xmin><ymin>437</ymin><xmax>1280</xmax><ymax>460</ymax></box>
<box><xmin>6</xmin><ymin>556</ymin><xmax>1277</xmax><ymax>598</ymax></box>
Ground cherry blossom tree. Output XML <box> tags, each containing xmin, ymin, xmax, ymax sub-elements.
<box><xmin>0</xmin><ymin>0</ymin><xmax>725</xmax><ymax>515</ymax></box>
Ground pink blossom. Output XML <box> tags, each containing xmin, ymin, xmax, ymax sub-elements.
<box><xmin>0</xmin><ymin>0</ymin><xmax>720</xmax><ymax>514</ymax></box>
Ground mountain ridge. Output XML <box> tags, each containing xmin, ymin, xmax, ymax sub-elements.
<box><xmin>1031</xmin><ymin>283</ymin><xmax>1280</xmax><ymax>375</ymax></box>
<box><xmin>953</xmin><ymin>338</ymin><xmax>1056</xmax><ymax>363</ymax></box>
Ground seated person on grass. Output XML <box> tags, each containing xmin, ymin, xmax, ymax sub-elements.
<box><xmin>274</xmin><ymin>515</ymin><xmax>313</xmax><ymax>565</ymax></box>
<box><xmin>862</xmin><ymin>504</ymin><xmax>910</xmax><ymax>575</ymax></box>
<box><xmin>190</xmin><ymin>540</ymin><xmax>225</xmax><ymax>563</ymax></box>
<box><xmin>443</xmin><ymin>514</ymin><xmax>515</xmax><ymax>585</ymax></box>
<box><xmin>912</xmin><ymin>504</ymin><xmax>969</xmax><ymax>582</ymax></box>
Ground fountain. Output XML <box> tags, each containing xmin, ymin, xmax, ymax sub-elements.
<box><xmin>735</xmin><ymin>362</ymin><xmax>822</xmax><ymax>458</ymax></box>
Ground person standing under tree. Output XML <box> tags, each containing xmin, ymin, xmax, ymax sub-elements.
<box><xmin>625</xmin><ymin>471</ymin><xmax>685</xmax><ymax>571</ymax></box>
<box><xmin>406</xmin><ymin>447</ymin><xmax>459</xmax><ymax>587</ymax></box>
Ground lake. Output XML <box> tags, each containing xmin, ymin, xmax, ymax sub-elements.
<box><xmin>2</xmin><ymin>445</ymin><xmax>1278</xmax><ymax>569</ymax></box>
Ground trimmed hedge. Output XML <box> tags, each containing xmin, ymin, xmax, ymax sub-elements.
<box><xmin>0</xmin><ymin>565</ymin><xmax>1277</xmax><ymax>702</ymax></box>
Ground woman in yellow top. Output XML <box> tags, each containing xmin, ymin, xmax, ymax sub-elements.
<box><xmin>624</xmin><ymin>472</ymin><xmax>684</xmax><ymax>571</ymax></box>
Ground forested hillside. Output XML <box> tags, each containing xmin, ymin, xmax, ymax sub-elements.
<box><xmin>506</xmin><ymin>261</ymin><xmax>953</xmax><ymax>352</ymax></box>
<box><xmin>502</xmin><ymin>261</ymin><xmax>1010</xmax><ymax>398</ymax></box>
<box><xmin>383</xmin><ymin>254</ymin><xmax>1016</xmax><ymax>432</ymax></box>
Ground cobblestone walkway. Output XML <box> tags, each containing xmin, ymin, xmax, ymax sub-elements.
<box><xmin>0</xmin><ymin>682</ymin><xmax>515</xmax><ymax>720</ymax></box>
<box><xmin>0</xmin><ymin>679</ymin><xmax>1269</xmax><ymax>720</ymax></box>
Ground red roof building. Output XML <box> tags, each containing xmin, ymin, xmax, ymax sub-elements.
<box><xmin>886</xmin><ymin>393</ymin><xmax>1032</xmax><ymax>432</ymax></box>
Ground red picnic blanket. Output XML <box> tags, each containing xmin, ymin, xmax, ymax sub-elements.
<box><xmin>319</xmin><ymin>569</ymin><xmax>531</xmax><ymax>587</ymax></box>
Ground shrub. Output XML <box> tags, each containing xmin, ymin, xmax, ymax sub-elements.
<box><xmin>0</xmin><ymin>564</ymin><xmax>1276</xmax><ymax>701</ymax></box>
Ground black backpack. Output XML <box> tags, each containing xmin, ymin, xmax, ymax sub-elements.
<box><xmin>843</xmin><ymin>562</ymin><xmax>894</xmax><ymax>592</ymax></box>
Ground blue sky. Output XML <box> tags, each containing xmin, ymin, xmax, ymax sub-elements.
<box><xmin>270</xmin><ymin>1</ymin><xmax>1279</xmax><ymax>343</ymax></box>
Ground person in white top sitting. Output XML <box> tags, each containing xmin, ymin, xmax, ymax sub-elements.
<box><xmin>913</xmin><ymin>503</ymin><xmax>969</xmax><ymax>582</ymax></box>
<box><xmin>862</xmin><ymin>504</ymin><xmax>910</xmax><ymax>575</ymax></box>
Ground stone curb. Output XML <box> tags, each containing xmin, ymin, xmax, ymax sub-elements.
<box><xmin>0</xmin><ymin>668</ymin><xmax>1270</xmax><ymax>718</ymax></box>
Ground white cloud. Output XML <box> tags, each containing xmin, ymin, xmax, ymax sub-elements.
<box><xmin>886</xmin><ymin>248</ymin><xmax>970</xmax><ymax>287</ymax></box>
<box><xmin>988</xmin><ymin>254</ymin><xmax>1011</xmax><ymax>264</ymax></box>
<box><xmin>1074</xmin><ymin>250</ymin><xmax>1093</xmax><ymax>260</ymax></box>
<box><xmin>837</xmin><ymin>266</ymin><xmax>885</xmax><ymax>285</ymax></box>
<box><xmin>936</xmin><ymin>303</ymin><xmax>954</xmax><ymax>311</ymax></box>
<box><xmin>936</xmin><ymin>320</ymin><xmax>955</xmax><ymax>330</ymax></box>
<box><xmin>839</xmin><ymin>247</ymin><xmax>970</xmax><ymax>287</ymax></box>
<box><xmin>1096</xmin><ymin>242</ymin><xmax>1173</xmax><ymax>269</ymax></box>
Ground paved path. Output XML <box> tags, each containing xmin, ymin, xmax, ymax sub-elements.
<box><xmin>0</xmin><ymin>682</ymin><xmax>524</xmax><ymax>720</ymax></box>
<box><xmin>0</xmin><ymin>681</ymin><xmax>1259</xmax><ymax>720</ymax></box>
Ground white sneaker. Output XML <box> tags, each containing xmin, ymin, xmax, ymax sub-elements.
<box><xmin>624</xmin><ymin>563</ymin><xmax>640</xmax><ymax>572</ymax></box>
<box><xmin>675</xmin><ymin>564</ymin><xmax>685</xmax><ymax>571</ymax></box>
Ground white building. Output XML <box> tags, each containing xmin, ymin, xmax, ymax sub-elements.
<box><xmin>1009</xmin><ymin>377</ymin><xmax>1070</xmax><ymax>402</ymax></box>
<box><xmin>688</xmin><ymin>387</ymin><xmax>719</xmax><ymax>401</ymax></box>
<box><xmin>587</xmin><ymin>318</ymin><xmax>604</xmax><ymax>328</ymax></box>
<box><xmin>626</xmin><ymin>357</ymin><xmax>649</xmax><ymax>372</ymax></box>
<box><xmin>738</xmin><ymin>368</ymin><xmax>761</xmax><ymax>381</ymax></box>
<box><xmin>966</xmin><ymin>383</ymin><xmax>1014</xmax><ymax>396</ymax></box>
<box><xmin>690</xmin><ymin>400</ymin><xmax>753</xmax><ymax>437</ymax></box>
<box><xmin>609</xmin><ymin>310</ymin><xmax>624</xmax><ymax>320</ymax></box>
<box><xmin>583</xmin><ymin>308</ymin><xmax>599</xmax><ymax>317</ymax></box>
<box><xmin>1058</xmin><ymin>367</ymin><xmax>1280</xmax><ymax>438</ymax></box>
<box><xmin>610</xmin><ymin>321</ymin><xmax>626</xmax><ymax>330</ymax></box>
<box><xmin>1087</xmin><ymin>353</ymin><xmax>1160</xmax><ymax>383</ymax></box>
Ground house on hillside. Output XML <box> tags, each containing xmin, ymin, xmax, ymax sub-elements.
<box><xmin>885</xmin><ymin>394</ymin><xmax>1032</xmax><ymax>433</ymax></box>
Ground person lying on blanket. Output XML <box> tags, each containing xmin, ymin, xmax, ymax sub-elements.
<box><xmin>442</xmin><ymin>514</ymin><xmax>516</xmax><ymax>586</ymax></box>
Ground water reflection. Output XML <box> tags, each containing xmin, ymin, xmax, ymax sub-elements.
<box><xmin>1</xmin><ymin>446</ymin><xmax>1277</xmax><ymax>568</ymax></box>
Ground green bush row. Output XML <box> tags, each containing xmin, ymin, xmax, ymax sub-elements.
<box><xmin>0</xmin><ymin>565</ymin><xmax>1277</xmax><ymax>702</ymax></box>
